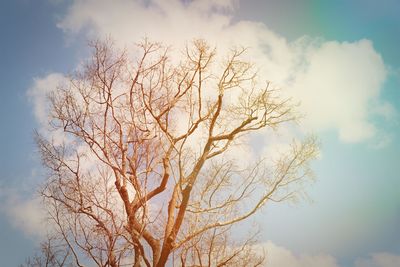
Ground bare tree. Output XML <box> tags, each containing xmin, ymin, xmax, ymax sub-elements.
<box><xmin>35</xmin><ymin>39</ymin><xmax>318</xmax><ymax>266</ymax></box>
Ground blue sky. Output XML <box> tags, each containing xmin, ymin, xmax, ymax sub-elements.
<box><xmin>0</xmin><ymin>1</ymin><xmax>399</xmax><ymax>266</ymax></box>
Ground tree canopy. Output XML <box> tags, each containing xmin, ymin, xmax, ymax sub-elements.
<box><xmin>33</xmin><ymin>39</ymin><xmax>318</xmax><ymax>267</ymax></box>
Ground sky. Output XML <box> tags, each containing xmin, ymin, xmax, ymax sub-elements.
<box><xmin>0</xmin><ymin>0</ymin><xmax>399</xmax><ymax>266</ymax></box>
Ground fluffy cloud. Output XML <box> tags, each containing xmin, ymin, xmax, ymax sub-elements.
<box><xmin>53</xmin><ymin>0</ymin><xmax>393</xmax><ymax>143</ymax></box>
<box><xmin>258</xmin><ymin>241</ymin><xmax>340</xmax><ymax>267</ymax></box>
<box><xmin>27</xmin><ymin>73</ymin><xmax>68</xmax><ymax>127</ymax></box>
<box><xmin>0</xmin><ymin>187</ymin><xmax>48</xmax><ymax>239</ymax></box>
<box><xmin>289</xmin><ymin>40</ymin><xmax>387</xmax><ymax>142</ymax></box>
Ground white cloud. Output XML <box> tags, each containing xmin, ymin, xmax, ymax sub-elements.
<box><xmin>257</xmin><ymin>241</ymin><xmax>340</xmax><ymax>267</ymax></box>
<box><xmin>289</xmin><ymin>40</ymin><xmax>388</xmax><ymax>142</ymax></box>
<box><xmin>0</xmin><ymin>187</ymin><xmax>48</xmax><ymax>239</ymax></box>
<box><xmin>27</xmin><ymin>73</ymin><xmax>68</xmax><ymax>126</ymax></box>
<box><xmin>254</xmin><ymin>242</ymin><xmax>400</xmax><ymax>267</ymax></box>
<box><xmin>53</xmin><ymin>0</ymin><xmax>393</xmax><ymax>144</ymax></box>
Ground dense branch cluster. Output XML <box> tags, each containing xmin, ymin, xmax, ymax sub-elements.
<box><xmin>33</xmin><ymin>39</ymin><xmax>318</xmax><ymax>267</ymax></box>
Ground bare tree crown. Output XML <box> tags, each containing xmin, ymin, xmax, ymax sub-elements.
<box><xmin>35</xmin><ymin>39</ymin><xmax>318</xmax><ymax>267</ymax></box>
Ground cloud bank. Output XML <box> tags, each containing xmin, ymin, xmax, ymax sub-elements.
<box><xmin>50</xmin><ymin>0</ymin><xmax>394</xmax><ymax>143</ymax></box>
